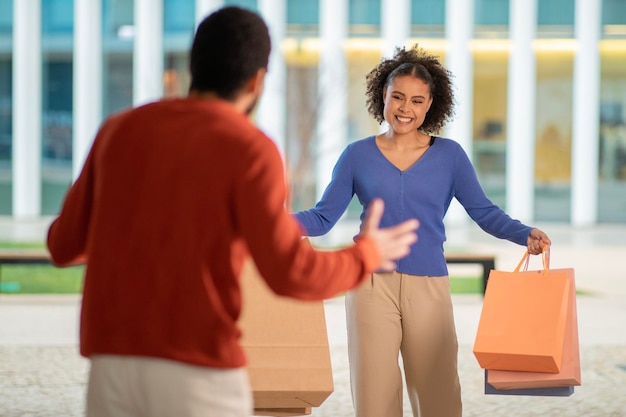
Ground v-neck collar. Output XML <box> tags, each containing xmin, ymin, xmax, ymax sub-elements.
<box><xmin>371</xmin><ymin>136</ymin><xmax>437</xmax><ymax>173</ymax></box>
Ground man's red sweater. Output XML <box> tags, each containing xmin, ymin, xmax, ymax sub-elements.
<box><xmin>47</xmin><ymin>98</ymin><xmax>379</xmax><ymax>368</ymax></box>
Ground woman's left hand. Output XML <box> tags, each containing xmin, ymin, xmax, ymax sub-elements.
<box><xmin>527</xmin><ymin>228</ymin><xmax>551</xmax><ymax>255</ymax></box>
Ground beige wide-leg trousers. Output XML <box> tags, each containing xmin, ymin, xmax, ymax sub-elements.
<box><xmin>346</xmin><ymin>272</ymin><xmax>462</xmax><ymax>417</ymax></box>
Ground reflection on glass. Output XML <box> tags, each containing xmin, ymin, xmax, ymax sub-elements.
<box><xmin>533</xmin><ymin>50</ymin><xmax>573</xmax><ymax>222</ymax></box>
<box><xmin>598</xmin><ymin>48</ymin><xmax>626</xmax><ymax>222</ymax></box>
<box><xmin>41</xmin><ymin>0</ymin><xmax>74</xmax><ymax>215</ymax></box>
<box><xmin>472</xmin><ymin>50</ymin><xmax>508</xmax><ymax>209</ymax></box>
<box><xmin>0</xmin><ymin>0</ymin><xmax>623</xmax><ymax>224</ymax></box>
<box><xmin>474</xmin><ymin>0</ymin><xmax>508</xmax><ymax>39</ymax></box>
<box><xmin>164</xmin><ymin>53</ymin><xmax>190</xmax><ymax>98</ymax></box>
<box><xmin>0</xmin><ymin>58</ymin><xmax>11</xmax><ymax>214</ymax></box>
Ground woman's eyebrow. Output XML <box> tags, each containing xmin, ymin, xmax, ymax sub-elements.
<box><xmin>390</xmin><ymin>90</ymin><xmax>427</xmax><ymax>99</ymax></box>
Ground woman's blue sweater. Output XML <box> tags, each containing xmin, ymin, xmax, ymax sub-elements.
<box><xmin>294</xmin><ymin>136</ymin><xmax>531</xmax><ymax>276</ymax></box>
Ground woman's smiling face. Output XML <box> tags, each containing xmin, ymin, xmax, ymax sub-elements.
<box><xmin>382</xmin><ymin>75</ymin><xmax>433</xmax><ymax>135</ymax></box>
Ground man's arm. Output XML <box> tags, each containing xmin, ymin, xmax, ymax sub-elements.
<box><xmin>233</xmin><ymin>136</ymin><xmax>418</xmax><ymax>300</ymax></box>
<box><xmin>46</xmin><ymin>145</ymin><xmax>96</xmax><ymax>266</ymax></box>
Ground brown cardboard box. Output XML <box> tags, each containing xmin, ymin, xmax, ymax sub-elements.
<box><xmin>239</xmin><ymin>260</ymin><xmax>334</xmax><ymax>417</ymax></box>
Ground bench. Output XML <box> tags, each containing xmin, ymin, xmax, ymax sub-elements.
<box><xmin>445</xmin><ymin>253</ymin><xmax>496</xmax><ymax>295</ymax></box>
<box><xmin>0</xmin><ymin>249</ymin><xmax>496</xmax><ymax>295</ymax></box>
<box><xmin>0</xmin><ymin>249</ymin><xmax>53</xmax><ymax>292</ymax></box>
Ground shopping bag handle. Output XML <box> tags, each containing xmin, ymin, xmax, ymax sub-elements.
<box><xmin>513</xmin><ymin>245</ymin><xmax>550</xmax><ymax>273</ymax></box>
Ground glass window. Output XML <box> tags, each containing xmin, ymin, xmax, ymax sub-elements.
<box><xmin>103</xmin><ymin>53</ymin><xmax>133</xmax><ymax>117</ymax></box>
<box><xmin>474</xmin><ymin>0</ymin><xmax>508</xmax><ymax>38</ymax></box>
<box><xmin>42</xmin><ymin>59</ymin><xmax>74</xmax><ymax>215</ymax></box>
<box><xmin>411</xmin><ymin>0</ymin><xmax>445</xmax><ymax>37</ymax></box>
<box><xmin>349</xmin><ymin>0</ymin><xmax>380</xmax><ymax>36</ymax></box>
<box><xmin>103</xmin><ymin>0</ymin><xmax>133</xmax><ymax>118</ymax></box>
<box><xmin>475</xmin><ymin>0</ymin><xmax>508</xmax><ymax>25</ymax></box>
<box><xmin>164</xmin><ymin>0</ymin><xmax>195</xmax><ymax>34</ymax></box>
<box><xmin>224</xmin><ymin>0</ymin><xmax>258</xmax><ymax>12</ymax></box>
<box><xmin>603</xmin><ymin>0</ymin><xmax>626</xmax><ymax>25</ymax></box>
<box><xmin>103</xmin><ymin>0</ymin><xmax>133</xmax><ymax>41</ymax></box>
<box><xmin>602</xmin><ymin>0</ymin><xmax>626</xmax><ymax>39</ymax></box>
<box><xmin>164</xmin><ymin>52</ymin><xmax>190</xmax><ymax>98</ymax></box>
<box><xmin>346</xmin><ymin>49</ymin><xmax>380</xmax><ymax>147</ymax></box>
<box><xmin>287</xmin><ymin>0</ymin><xmax>319</xmax><ymax>36</ymax></box>
<box><xmin>472</xmin><ymin>49</ymin><xmax>508</xmax><ymax>208</ymax></box>
<box><xmin>287</xmin><ymin>0</ymin><xmax>319</xmax><ymax>25</ymax></box>
<box><xmin>285</xmin><ymin>49</ymin><xmax>319</xmax><ymax>212</ymax></box>
<box><xmin>285</xmin><ymin>46</ymin><xmax>381</xmax><ymax>217</ymax></box>
<box><xmin>537</xmin><ymin>0</ymin><xmax>574</xmax><ymax>25</ymax></box>
<box><xmin>537</xmin><ymin>0</ymin><xmax>574</xmax><ymax>38</ymax></box>
<box><xmin>42</xmin><ymin>0</ymin><xmax>74</xmax><ymax>34</ymax></box>
<box><xmin>42</xmin><ymin>0</ymin><xmax>74</xmax><ymax>215</ymax></box>
<box><xmin>163</xmin><ymin>1</ymin><xmax>195</xmax><ymax>81</ymax></box>
<box><xmin>0</xmin><ymin>58</ymin><xmax>11</xmax><ymax>215</ymax></box>
<box><xmin>598</xmin><ymin>44</ymin><xmax>626</xmax><ymax>222</ymax></box>
<box><xmin>0</xmin><ymin>1</ymin><xmax>10</xmax><ymax>215</ymax></box>
<box><xmin>0</xmin><ymin>1</ymin><xmax>12</xmax><ymax>35</ymax></box>
<box><xmin>534</xmin><ymin>49</ymin><xmax>574</xmax><ymax>222</ymax></box>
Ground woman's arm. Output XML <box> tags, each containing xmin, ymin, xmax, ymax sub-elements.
<box><xmin>292</xmin><ymin>147</ymin><xmax>356</xmax><ymax>236</ymax></box>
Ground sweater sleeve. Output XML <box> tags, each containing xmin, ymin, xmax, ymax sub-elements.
<box><xmin>452</xmin><ymin>144</ymin><xmax>532</xmax><ymax>246</ymax></box>
<box><xmin>293</xmin><ymin>147</ymin><xmax>355</xmax><ymax>236</ymax></box>
<box><xmin>46</xmin><ymin>141</ymin><xmax>97</xmax><ymax>266</ymax></box>
<box><xmin>233</xmin><ymin>134</ymin><xmax>377</xmax><ymax>300</ymax></box>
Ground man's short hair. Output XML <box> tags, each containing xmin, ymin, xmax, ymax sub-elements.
<box><xmin>189</xmin><ymin>6</ymin><xmax>271</xmax><ymax>100</ymax></box>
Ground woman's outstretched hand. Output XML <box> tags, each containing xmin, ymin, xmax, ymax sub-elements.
<box><xmin>359</xmin><ymin>198</ymin><xmax>419</xmax><ymax>271</ymax></box>
<box><xmin>527</xmin><ymin>228</ymin><xmax>551</xmax><ymax>255</ymax></box>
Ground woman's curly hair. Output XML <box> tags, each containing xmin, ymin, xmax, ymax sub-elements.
<box><xmin>365</xmin><ymin>44</ymin><xmax>455</xmax><ymax>135</ymax></box>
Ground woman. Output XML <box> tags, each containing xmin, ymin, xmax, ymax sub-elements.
<box><xmin>293</xmin><ymin>45</ymin><xmax>551</xmax><ymax>417</ymax></box>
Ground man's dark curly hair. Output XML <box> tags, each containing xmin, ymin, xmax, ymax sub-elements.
<box><xmin>189</xmin><ymin>6</ymin><xmax>271</xmax><ymax>100</ymax></box>
<box><xmin>365</xmin><ymin>45</ymin><xmax>455</xmax><ymax>134</ymax></box>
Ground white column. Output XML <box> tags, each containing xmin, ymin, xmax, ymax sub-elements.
<box><xmin>12</xmin><ymin>0</ymin><xmax>41</xmax><ymax>218</ymax></box>
<box><xmin>195</xmin><ymin>0</ymin><xmax>223</xmax><ymax>28</ymax></box>
<box><xmin>571</xmin><ymin>0</ymin><xmax>601</xmax><ymax>226</ymax></box>
<box><xmin>134</xmin><ymin>0</ymin><xmax>163</xmax><ymax>106</ymax></box>
<box><xmin>316</xmin><ymin>0</ymin><xmax>348</xmax><ymax>200</ymax></box>
<box><xmin>257</xmin><ymin>0</ymin><xmax>287</xmax><ymax>156</ymax></box>
<box><xmin>381</xmin><ymin>0</ymin><xmax>410</xmax><ymax>58</ymax></box>
<box><xmin>444</xmin><ymin>0</ymin><xmax>474</xmax><ymax>225</ymax></box>
<box><xmin>73</xmin><ymin>0</ymin><xmax>102</xmax><ymax>179</ymax></box>
<box><xmin>505</xmin><ymin>0</ymin><xmax>536</xmax><ymax>223</ymax></box>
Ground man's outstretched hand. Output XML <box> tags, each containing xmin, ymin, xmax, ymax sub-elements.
<box><xmin>359</xmin><ymin>198</ymin><xmax>419</xmax><ymax>271</ymax></box>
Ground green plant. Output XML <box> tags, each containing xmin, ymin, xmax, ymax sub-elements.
<box><xmin>0</xmin><ymin>265</ymin><xmax>84</xmax><ymax>293</ymax></box>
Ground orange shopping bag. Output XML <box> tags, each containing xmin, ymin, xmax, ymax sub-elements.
<box><xmin>486</xmin><ymin>249</ymin><xmax>581</xmax><ymax>390</ymax></box>
<box><xmin>473</xmin><ymin>247</ymin><xmax>572</xmax><ymax>373</ymax></box>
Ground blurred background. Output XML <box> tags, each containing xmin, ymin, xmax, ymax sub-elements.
<box><xmin>0</xmin><ymin>0</ymin><xmax>625</xmax><ymax>238</ymax></box>
<box><xmin>1</xmin><ymin>4</ymin><xmax>625</xmax><ymax>415</ymax></box>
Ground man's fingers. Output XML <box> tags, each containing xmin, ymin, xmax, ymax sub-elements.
<box><xmin>360</xmin><ymin>199</ymin><xmax>419</xmax><ymax>272</ymax></box>
<box><xmin>376</xmin><ymin>220</ymin><xmax>419</xmax><ymax>265</ymax></box>
<box><xmin>383</xmin><ymin>231</ymin><xmax>417</xmax><ymax>259</ymax></box>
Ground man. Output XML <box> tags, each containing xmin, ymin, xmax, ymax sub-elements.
<box><xmin>47</xmin><ymin>6</ymin><xmax>418</xmax><ymax>417</ymax></box>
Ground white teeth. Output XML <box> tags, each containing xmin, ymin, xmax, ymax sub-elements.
<box><xmin>397</xmin><ymin>116</ymin><xmax>412</xmax><ymax>123</ymax></box>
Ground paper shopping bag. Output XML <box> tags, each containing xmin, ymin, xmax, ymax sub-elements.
<box><xmin>238</xmin><ymin>258</ymin><xmax>334</xmax><ymax>416</ymax></box>
<box><xmin>487</xmin><ymin>265</ymin><xmax>581</xmax><ymax>390</ymax></box>
<box><xmin>473</xmin><ymin>248</ymin><xmax>572</xmax><ymax>373</ymax></box>
<box><xmin>484</xmin><ymin>370</ymin><xmax>575</xmax><ymax>396</ymax></box>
